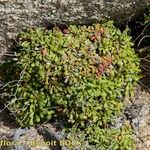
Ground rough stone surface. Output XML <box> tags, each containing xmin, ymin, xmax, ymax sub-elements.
<box><xmin>124</xmin><ymin>90</ymin><xmax>150</xmax><ymax>150</ymax></box>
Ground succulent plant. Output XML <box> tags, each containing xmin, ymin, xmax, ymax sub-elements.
<box><xmin>0</xmin><ymin>21</ymin><xmax>140</xmax><ymax>149</ymax></box>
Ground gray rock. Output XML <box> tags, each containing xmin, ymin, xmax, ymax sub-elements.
<box><xmin>13</xmin><ymin>128</ymin><xmax>30</xmax><ymax>140</ymax></box>
<box><xmin>36</xmin><ymin>123</ymin><xmax>67</xmax><ymax>150</ymax></box>
<box><xmin>124</xmin><ymin>103</ymin><xmax>150</xmax><ymax>129</ymax></box>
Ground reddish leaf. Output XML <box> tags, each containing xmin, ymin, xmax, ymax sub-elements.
<box><xmin>63</xmin><ymin>29</ymin><xmax>70</xmax><ymax>34</ymax></box>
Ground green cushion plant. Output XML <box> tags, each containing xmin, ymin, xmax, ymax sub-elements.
<box><xmin>0</xmin><ymin>21</ymin><xmax>140</xmax><ymax>149</ymax></box>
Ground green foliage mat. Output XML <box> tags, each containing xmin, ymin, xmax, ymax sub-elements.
<box><xmin>0</xmin><ymin>21</ymin><xmax>141</xmax><ymax>149</ymax></box>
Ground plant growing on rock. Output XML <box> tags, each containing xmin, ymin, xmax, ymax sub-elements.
<box><xmin>0</xmin><ymin>21</ymin><xmax>140</xmax><ymax>149</ymax></box>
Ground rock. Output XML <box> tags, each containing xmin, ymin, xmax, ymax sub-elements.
<box><xmin>125</xmin><ymin>103</ymin><xmax>149</xmax><ymax>129</ymax></box>
<box><xmin>0</xmin><ymin>0</ymin><xmax>149</xmax><ymax>54</ymax></box>
<box><xmin>112</xmin><ymin>89</ymin><xmax>150</xmax><ymax>150</ymax></box>
<box><xmin>13</xmin><ymin>128</ymin><xmax>30</xmax><ymax>140</ymax></box>
<box><xmin>36</xmin><ymin>123</ymin><xmax>67</xmax><ymax>150</ymax></box>
<box><xmin>124</xmin><ymin>90</ymin><xmax>150</xmax><ymax>150</ymax></box>
<box><xmin>12</xmin><ymin>127</ymin><xmax>50</xmax><ymax>150</ymax></box>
